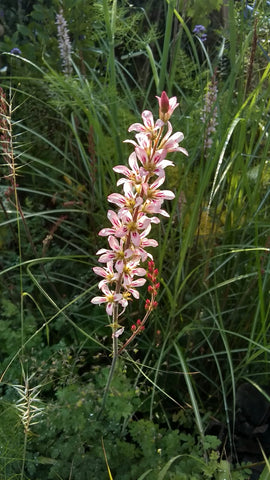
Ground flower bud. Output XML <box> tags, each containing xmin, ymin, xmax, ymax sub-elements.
<box><xmin>148</xmin><ymin>261</ymin><xmax>154</xmax><ymax>273</ymax></box>
<box><xmin>145</xmin><ymin>299</ymin><xmax>151</xmax><ymax>310</ymax></box>
<box><xmin>160</xmin><ymin>91</ymin><xmax>170</xmax><ymax>114</ymax></box>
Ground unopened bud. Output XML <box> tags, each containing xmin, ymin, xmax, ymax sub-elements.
<box><xmin>160</xmin><ymin>91</ymin><xmax>170</xmax><ymax>114</ymax></box>
<box><xmin>145</xmin><ymin>299</ymin><xmax>151</xmax><ymax>310</ymax></box>
<box><xmin>148</xmin><ymin>260</ymin><xmax>155</xmax><ymax>272</ymax></box>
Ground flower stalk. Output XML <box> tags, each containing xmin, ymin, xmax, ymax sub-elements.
<box><xmin>92</xmin><ymin>92</ymin><xmax>188</xmax><ymax>412</ymax></box>
<box><xmin>55</xmin><ymin>8</ymin><xmax>72</xmax><ymax>76</ymax></box>
<box><xmin>201</xmin><ymin>72</ymin><xmax>218</xmax><ymax>154</ymax></box>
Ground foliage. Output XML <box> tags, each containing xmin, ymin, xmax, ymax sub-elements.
<box><xmin>178</xmin><ymin>0</ymin><xmax>224</xmax><ymax>27</ymax></box>
<box><xmin>0</xmin><ymin>361</ymin><xmax>250</xmax><ymax>479</ymax></box>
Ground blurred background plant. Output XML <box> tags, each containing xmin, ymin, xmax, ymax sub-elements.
<box><xmin>0</xmin><ymin>0</ymin><xmax>270</xmax><ymax>478</ymax></box>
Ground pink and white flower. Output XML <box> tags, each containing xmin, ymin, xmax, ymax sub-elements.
<box><xmin>114</xmin><ymin>152</ymin><xmax>146</xmax><ymax>191</ymax></box>
<box><xmin>91</xmin><ymin>92</ymin><xmax>188</xmax><ymax>318</ymax></box>
<box><xmin>96</xmin><ymin>236</ymin><xmax>134</xmax><ymax>272</ymax></box>
<box><xmin>122</xmin><ymin>259</ymin><xmax>146</xmax><ymax>286</ymax></box>
<box><xmin>128</xmin><ymin>110</ymin><xmax>164</xmax><ymax>137</ymax></box>
<box><xmin>93</xmin><ymin>261</ymin><xmax>118</xmax><ymax>288</ymax></box>
<box><xmin>159</xmin><ymin>121</ymin><xmax>188</xmax><ymax>156</ymax></box>
<box><xmin>123</xmin><ymin>278</ymin><xmax>147</xmax><ymax>299</ymax></box>
<box><xmin>98</xmin><ymin>210</ymin><xmax>128</xmax><ymax>238</ymax></box>
<box><xmin>91</xmin><ymin>284</ymin><xmax>123</xmax><ymax>316</ymax></box>
<box><xmin>135</xmin><ymin>146</ymin><xmax>174</xmax><ymax>177</ymax></box>
<box><xmin>108</xmin><ymin>182</ymin><xmax>143</xmax><ymax>214</ymax></box>
<box><xmin>118</xmin><ymin>210</ymin><xmax>154</xmax><ymax>247</ymax></box>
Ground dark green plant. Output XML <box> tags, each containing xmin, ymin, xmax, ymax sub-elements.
<box><xmin>0</xmin><ymin>362</ymin><xmax>251</xmax><ymax>480</ymax></box>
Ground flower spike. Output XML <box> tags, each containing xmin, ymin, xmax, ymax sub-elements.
<box><xmin>91</xmin><ymin>93</ymin><xmax>188</xmax><ymax>351</ymax></box>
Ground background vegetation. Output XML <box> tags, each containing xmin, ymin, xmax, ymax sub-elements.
<box><xmin>0</xmin><ymin>0</ymin><xmax>270</xmax><ymax>479</ymax></box>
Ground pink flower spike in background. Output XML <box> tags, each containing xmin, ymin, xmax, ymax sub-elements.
<box><xmin>91</xmin><ymin>92</ymin><xmax>188</xmax><ymax>353</ymax></box>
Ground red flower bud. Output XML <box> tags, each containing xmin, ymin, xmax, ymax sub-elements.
<box><xmin>160</xmin><ymin>91</ymin><xmax>170</xmax><ymax>114</ymax></box>
<box><xmin>131</xmin><ymin>324</ymin><xmax>136</xmax><ymax>332</ymax></box>
<box><xmin>145</xmin><ymin>299</ymin><xmax>151</xmax><ymax>310</ymax></box>
<box><xmin>148</xmin><ymin>260</ymin><xmax>154</xmax><ymax>272</ymax></box>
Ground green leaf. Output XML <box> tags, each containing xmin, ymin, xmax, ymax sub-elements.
<box><xmin>137</xmin><ymin>470</ymin><xmax>154</xmax><ymax>480</ymax></box>
<box><xmin>157</xmin><ymin>455</ymin><xmax>183</xmax><ymax>480</ymax></box>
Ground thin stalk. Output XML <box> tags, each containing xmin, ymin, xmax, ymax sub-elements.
<box><xmin>228</xmin><ymin>0</ymin><xmax>236</xmax><ymax>70</ymax></box>
<box><xmin>21</xmin><ymin>432</ymin><xmax>28</xmax><ymax>480</ymax></box>
<box><xmin>4</xmin><ymin>90</ymin><xmax>25</xmax><ymax>353</ymax></box>
<box><xmin>102</xmin><ymin>0</ymin><xmax>123</xmax><ymax>163</ymax></box>
<box><xmin>158</xmin><ymin>0</ymin><xmax>176</xmax><ymax>94</ymax></box>
<box><xmin>174</xmin><ymin>343</ymin><xmax>205</xmax><ymax>447</ymax></box>
<box><xmin>97</xmin><ymin>303</ymin><xmax>119</xmax><ymax>417</ymax></box>
<box><xmin>146</xmin><ymin>44</ymin><xmax>159</xmax><ymax>91</ymax></box>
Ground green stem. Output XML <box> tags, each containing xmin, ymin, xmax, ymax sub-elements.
<box><xmin>158</xmin><ymin>0</ymin><xmax>176</xmax><ymax>94</ymax></box>
<box><xmin>97</xmin><ymin>303</ymin><xmax>119</xmax><ymax>418</ymax></box>
<box><xmin>102</xmin><ymin>0</ymin><xmax>123</xmax><ymax>163</ymax></box>
<box><xmin>21</xmin><ymin>432</ymin><xmax>28</xmax><ymax>480</ymax></box>
<box><xmin>146</xmin><ymin>44</ymin><xmax>159</xmax><ymax>91</ymax></box>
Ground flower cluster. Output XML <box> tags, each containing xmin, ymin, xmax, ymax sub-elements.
<box><xmin>193</xmin><ymin>24</ymin><xmax>207</xmax><ymax>43</ymax></box>
<box><xmin>201</xmin><ymin>73</ymin><xmax>218</xmax><ymax>151</ymax></box>
<box><xmin>91</xmin><ymin>92</ymin><xmax>188</xmax><ymax>326</ymax></box>
<box><xmin>55</xmin><ymin>8</ymin><xmax>72</xmax><ymax>76</ymax></box>
<box><xmin>10</xmin><ymin>47</ymin><xmax>21</xmax><ymax>55</ymax></box>
<box><xmin>145</xmin><ymin>260</ymin><xmax>160</xmax><ymax>311</ymax></box>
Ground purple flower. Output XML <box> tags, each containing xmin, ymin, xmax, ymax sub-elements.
<box><xmin>193</xmin><ymin>24</ymin><xmax>205</xmax><ymax>35</ymax></box>
<box><xmin>193</xmin><ymin>25</ymin><xmax>207</xmax><ymax>42</ymax></box>
<box><xmin>10</xmin><ymin>47</ymin><xmax>21</xmax><ymax>55</ymax></box>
